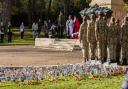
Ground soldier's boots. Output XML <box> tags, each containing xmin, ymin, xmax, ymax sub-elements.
<box><xmin>82</xmin><ymin>58</ymin><xmax>88</xmax><ymax>63</ymax></box>
<box><xmin>99</xmin><ymin>58</ymin><xmax>110</xmax><ymax>64</ymax></box>
<box><xmin>91</xmin><ymin>58</ymin><xmax>95</xmax><ymax>60</ymax></box>
<box><xmin>109</xmin><ymin>59</ymin><xmax>117</xmax><ymax>63</ymax></box>
<box><xmin>101</xmin><ymin>59</ymin><xmax>105</xmax><ymax>64</ymax></box>
<box><xmin>100</xmin><ymin>58</ymin><xmax>107</xmax><ymax>64</ymax></box>
<box><xmin>116</xmin><ymin>57</ymin><xmax>120</xmax><ymax>65</ymax></box>
<box><xmin>121</xmin><ymin>58</ymin><xmax>128</xmax><ymax>65</ymax></box>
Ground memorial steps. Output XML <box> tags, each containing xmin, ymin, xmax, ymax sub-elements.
<box><xmin>35</xmin><ymin>38</ymin><xmax>81</xmax><ymax>51</ymax></box>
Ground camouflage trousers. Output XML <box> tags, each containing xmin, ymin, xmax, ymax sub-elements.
<box><xmin>89</xmin><ymin>41</ymin><xmax>97</xmax><ymax>60</ymax></box>
<box><xmin>107</xmin><ymin>43</ymin><xmax>117</xmax><ymax>61</ymax></box>
<box><xmin>97</xmin><ymin>40</ymin><xmax>107</xmax><ymax>61</ymax></box>
<box><xmin>121</xmin><ymin>42</ymin><xmax>128</xmax><ymax>64</ymax></box>
<box><xmin>116</xmin><ymin>42</ymin><xmax>121</xmax><ymax>63</ymax></box>
<box><xmin>81</xmin><ymin>41</ymin><xmax>89</xmax><ymax>60</ymax></box>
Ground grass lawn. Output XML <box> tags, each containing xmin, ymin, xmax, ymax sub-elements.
<box><xmin>1</xmin><ymin>28</ymin><xmax>36</xmax><ymax>45</ymax></box>
<box><xmin>10</xmin><ymin>38</ymin><xmax>34</xmax><ymax>44</ymax></box>
<box><xmin>0</xmin><ymin>37</ymin><xmax>35</xmax><ymax>45</ymax></box>
<box><xmin>0</xmin><ymin>75</ymin><xmax>125</xmax><ymax>89</ymax></box>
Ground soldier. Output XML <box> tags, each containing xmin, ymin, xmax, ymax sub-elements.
<box><xmin>87</xmin><ymin>14</ymin><xmax>97</xmax><ymax>60</ymax></box>
<box><xmin>103</xmin><ymin>16</ymin><xmax>108</xmax><ymax>62</ymax></box>
<box><xmin>115</xmin><ymin>19</ymin><xmax>121</xmax><ymax>64</ymax></box>
<box><xmin>95</xmin><ymin>12</ymin><xmax>108</xmax><ymax>63</ymax></box>
<box><xmin>107</xmin><ymin>17</ymin><xmax>117</xmax><ymax>63</ymax></box>
<box><xmin>79</xmin><ymin>16</ymin><xmax>89</xmax><ymax>62</ymax></box>
<box><xmin>120</xmin><ymin>16</ymin><xmax>128</xmax><ymax>65</ymax></box>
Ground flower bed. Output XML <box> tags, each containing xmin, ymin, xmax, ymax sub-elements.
<box><xmin>0</xmin><ymin>61</ymin><xmax>126</xmax><ymax>84</ymax></box>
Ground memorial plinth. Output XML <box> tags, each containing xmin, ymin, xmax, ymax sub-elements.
<box><xmin>90</xmin><ymin>0</ymin><xmax>127</xmax><ymax>20</ymax></box>
<box><xmin>35</xmin><ymin>38</ymin><xmax>81</xmax><ymax>51</ymax></box>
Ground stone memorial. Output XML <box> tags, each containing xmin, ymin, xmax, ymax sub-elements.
<box><xmin>90</xmin><ymin>0</ymin><xmax>127</xmax><ymax>20</ymax></box>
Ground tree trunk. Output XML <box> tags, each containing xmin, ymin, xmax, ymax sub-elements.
<box><xmin>64</xmin><ymin>0</ymin><xmax>70</xmax><ymax>18</ymax></box>
<box><xmin>32</xmin><ymin>0</ymin><xmax>36</xmax><ymax>21</ymax></box>
<box><xmin>47</xmin><ymin>0</ymin><xmax>52</xmax><ymax>20</ymax></box>
<box><xmin>28</xmin><ymin>0</ymin><xmax>32</xmax><ymax>28</ymax></box>
<box><xmin>1</xmin><ymin>0</ymin><xmax>12</xmax><ymax>25</ymax></box>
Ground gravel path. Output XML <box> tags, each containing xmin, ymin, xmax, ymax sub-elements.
<box><xmin>0</xmin><ymin>46</ymin><xmax>82</xmax><ymax>66</ymax></box>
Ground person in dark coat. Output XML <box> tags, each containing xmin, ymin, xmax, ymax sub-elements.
<box><xmin>7</xmin><ymin>22</ymin><xmax>12</xmax><ymax>43</ymax></box>
<box><xmin>57</xmin><ymin>11</ymin><xmax>65</xmax><ymax>38</ymax></box>
<box><xmin>0</xmin><ymin>22</ymin><xmax>5</xmax><ymax>43</ymax></box>
<box><xmin>37</xmin><ymin>19</ymin><xmax>42</xmax><ymax>37</ymax></box>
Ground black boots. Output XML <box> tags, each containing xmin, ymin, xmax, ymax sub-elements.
<box><xmin>82</xmin><ymin>58</ymin><xmax>88</xmax><ymax>63</ymax></box>
<box><xmin>121</xmin><ymin>58</ymin><xmax>127</xmax><ymax>65</ymax></box>
<box><xmin>109</xmin><ymin>59</ymin><xmax>117</xmax><ymax>63</ymax></box>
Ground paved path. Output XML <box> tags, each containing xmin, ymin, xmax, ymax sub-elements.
<box><xmin>0</xmin><ymin>46</ymin><xmax>82</xmax><ymax>66</ymax></box>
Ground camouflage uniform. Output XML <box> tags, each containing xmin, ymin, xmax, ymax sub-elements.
<box><xmin>115</xmin><ymin>20</ymin><xmax>121</xmax><ymax>64</ymax></box>
<box><xmin>95</xmin><ymin>16</ymin><xmax>107</xmax><ymax>63</ymax></box>
<box><xmin>103</xmin><ymin>17</ymin><xmax>108</xmax><ymax>62</ymax></box>
<box><xmin>79</xmin><ymin>17</ymin><xmax>89</xmax><ymax>62</ymax></box>
<box><xmin>87</xmin><ymin>16</ymin><xmax>97</xmax><ymax>60</ymax></box>
<box><xmin>107</xmin><ymin>18</ymin><xmax>118</xmax><ymax>62</ymax></box>
<box><xmin>121</xmin><ymin>17</ymin><xmax>128</xmax><ymax>65</ymax></box>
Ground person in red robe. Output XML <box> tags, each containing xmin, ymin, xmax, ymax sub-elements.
<box><xmin>72</xmin><ymin>16</ymin><xmax>80</xmax><ymax>39</ymax></box>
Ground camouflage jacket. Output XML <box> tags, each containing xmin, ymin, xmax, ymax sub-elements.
<box><xmin>121</xmin><ymin>22</ymin><xmax>128</xmax><ymax>43</ymax></box>
<box><xmin>79</xmin><ymin>22</ymin><xmax>88</xmax><ymax>42</ymax></box>
<box><xmin>87</xmin><ymin>20</ymin><xmax>96</xmax><ymax>43</ymax></box>
<box><xmin>95</xmin><ymin>18</ymin><xmax>107</xmax><ymax>41</ymax></box>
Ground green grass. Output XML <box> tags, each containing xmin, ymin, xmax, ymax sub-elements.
<box><xmin>1</xmin><ymin>28</ymin><xmax>37</xmax><ymax>45</ymax></box>
<box><xmin>12</xmin><ymin>28</ymin><xmax>45</xmax><ymax>36</ymax></box>
<box><xmin>1</xmin><ymin>37</ymin><xmax>35</xmax><ymax>45</ymax></box>
<box><xmin>11</xmin><ymin>38</ymin><xmax>34</xmax><ymax>44</ymax></box>
<box><xmin>0</xmin><ymin>75</ymin><xmax>125</xmax><ymax>89</ymax></box>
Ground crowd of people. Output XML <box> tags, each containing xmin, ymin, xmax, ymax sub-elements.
<box><xmin>0</xmin><ymin>11</ymin><xmax>80</xmax><ymax>43</ymax></box>
<box><xmin>44</xmin><ymin>11</ymin><xmax>80</xmax><ymax>39</ymax></box>
<box><xmin>19</xmin><ymin>19</ymin><xmax>42</xmax><ymax>39</ymax></box>
<box><xmin>0</xmin><ymin>18</ymin><xmax>42</xmax><ymax>43</ymax></box>
<box><xmin>0</xmin><ymin>10</ymin><xmax>128</xmax><ymax>66</ymax></box>
<box><xmin>79</xmin><ymin>12</ymin><xmax>128</xmax><ymax>65</ymax></box>
<box><xmin>0</xmin><ymin>62</ymin><xmax>125</xmax><ymax>83</ymax></box>
<box><xmin>0</xmin><ymin>21</ymin><xmax>12</xmax><ymax>43</ymax></box>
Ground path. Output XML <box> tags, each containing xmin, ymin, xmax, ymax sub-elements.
<box><xmin>0</xmin><ymin>46</ymin><xmax>82</xmax><ymax>66</ymax></box>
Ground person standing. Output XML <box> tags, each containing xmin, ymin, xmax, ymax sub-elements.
<box><xmin>32</xmin><ymin>22</ymin><xmax>38</xmax><ymax>39</ymax></box>
<box><xmin>37</xmin><ymin>19</ymin><xmax>42</xmax><ymax>37</ymax></box>
<box><xmin>20</xmin><ymin>22</ymin><xmax>24</xmax><ymax>39</ymax></box>
<box><xmin>44</xmin><ymin>20</ymin><xmax>49</xmax><ymax>37</ymax></box>
<box><xmin>0</xmin><ymin>22</ymin><xmax>5</xmax><ymax>43</ymax></box>
<box><xmin>79</xmin><ymin>16</ymin><xmax>89</xmax><ymax>63</ymax></box>
<box><xmin>95</xmin><ymin>12</ymin><xmax>108</xmax><ymax>63</ymax></box>
<box><xmin>7</xmin><ymin>22</ymin><xmax>12</xmax><ymax>43</ymax></box>
<box><xmin>120</xmin><ymin>16</ymin><xmax>128</xmax><ymax>65</ymax></box>
<box><xmin>57</xmin><ymin>11</ymin><xmax>65</xmax><ymax>38</ymax></box>
<box><xmin>103</xmin><ymin>16</ymin><xmax>108</xmax><ymax>62</ymax></box>
<box><xmin>87</xmin><ymin>14</ymin><xmax>97</xmax><ymax>60</ymax></box>
<box><xmin>107</xmin><ymin>17</ymin><xmax>118</xmax><ymax>63</ymax></box>
<box><xmin>66</xmin><ymin>15</ymin><xmax>74</xmax><ymax>38</ymax></box>
<box><xmin>115</xmin><ymin>19</ymin><xmax>121</xmax><ymax>64</ymax></box>
<box><xmin>72</xmin><ymin>16</ymin><xmax>80</xmax><ymax>39</ymax></box>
